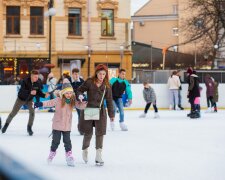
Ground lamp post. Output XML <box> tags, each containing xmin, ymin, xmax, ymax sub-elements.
<box><xmin>45</xmin><ymin>0</ymin><xmax>56</xmax><ymax>64</ymax></box>
<box><xmin>120</xmin><ymin>45</ymin><xmax>124</xmax><ymax>68</ymax></box>
<box><xmin>85</xmin><ymin>45</ymin><xmax>91</xmax><ymax>77</ymax></box>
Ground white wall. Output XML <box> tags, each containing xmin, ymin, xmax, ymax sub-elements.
<box><xmin>0</xmin><ymin>84</ymin><xmax>224</xmax><ymax>112</ymax></box>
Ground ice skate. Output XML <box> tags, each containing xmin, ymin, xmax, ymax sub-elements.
<box><xmin>27</xmin><ymin>125</ymin><xmax>33</xmax><ymax>136</ymax></box>
<box><xmin>2</xmin><ymin>123</ymin><xmax>9</xmax><ymax>133</ymax></box>
<box><xmin>154</xmin><ymin>112</ymin><xmax>160</xmax><ymax>118</ymax></box>
<box><xmin>95</xmin><ymin>149</ymin><xmax>104</xmax><ymax>166</ymax></box>
<box><xmin>110</xmin><ymin>121</ymin><xmax>115</xmax><ymax>131</ymax></box>
<box><xmin>205</xmin><ymin>107</ymin><xmax>212</xmax><ymax>113</ymax></box>
<box><xmin>82</xmin><ymin>148</ymin><xmax>88</xmax><ymax>163</ymax></box>
<box><xmin>47</xmin><ymin>151</ymin><xmax>56</xmax><ymax>164</ymax></box>
<box><xmin>66</xmin><ymin>151</ymin><xmax>75</xmax><ymax>167</ymax></box>
<box><xmin>120</xmin><ymin>122</ymin><xmax>128</xmax><ymax>131</ymax></box>
<box><xmin>139</xmin><ymin>113</ymin><xmax>146</xmax><ymax>118</ymax></box>
<box><xmin>175</xmin><ymin>105</ymin><xmax>181</xmax><ymax>110</ymax></box>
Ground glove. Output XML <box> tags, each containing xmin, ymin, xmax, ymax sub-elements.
<box><xmin>78</xmin><ymin>95</ymin><xmax>84</xmax><ymax>102</ymax></box>
<box><xmin>33</xmin><ymin>102</ymin><xmax>43</xmax><ymax>109</ymax></box>
<box><xmin>110</xmin><ymin>121</ymin><xmax>115</xmax><ymax>131</ymax></box>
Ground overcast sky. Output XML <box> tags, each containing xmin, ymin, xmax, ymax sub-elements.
<box><xmin>131</xmin><ymin>0</ymin><xmax>149</xmax><ymax>15</ymax></box>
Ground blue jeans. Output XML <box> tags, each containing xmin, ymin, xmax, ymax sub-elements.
<box><xmin>113</xmin><ymin>98</ymin><xmax>124</xmax><ymax>123</ymax></box>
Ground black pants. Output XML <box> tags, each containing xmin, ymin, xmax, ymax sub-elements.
<box><xmin>207</xmin><ymin>96</ymin><xmax>215</xmax><ymax>108</ymax></box>
<box><xmin>51</xmin><ymin>130</ymin><xmax>72</xmax><ymax>152</ymax></box>
<box><xmin>144</xmin><ymin>102</ymin><xmax>158</xmax><ymax>113</ymax></box>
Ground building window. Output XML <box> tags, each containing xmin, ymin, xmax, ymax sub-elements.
<box><xmin>173</xmin><ymin>5</ymin><xmax>178</xmax><ymax>15</ymax></box>
<box><xmin>68</xmin><ymin>8</ymin><xmax>81</xmax><ymax>36</ymax></box>
<box><xmin>6</xmin><ymin>6</ymin><xmax>20</xmax><ymax>34</ymax></box>
<box><xmin>172</xmin><ymin>27</ymin><xmax>179</xmax><ymax>36</ymax></box>
<box><xmin>30</xmin><ymin>7</ymin><xmax>44</xmax><ymax>35</ymax></box>
<box><xmin>101</xmin><ymin>9</ymin><xmax>114</xmax><ymax>36</ymax></box>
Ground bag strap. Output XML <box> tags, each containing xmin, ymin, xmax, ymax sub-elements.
<box><xmin>99</xmin><ymin>86</ymin><xmax>106</xmax><ymax>109</ymax></box>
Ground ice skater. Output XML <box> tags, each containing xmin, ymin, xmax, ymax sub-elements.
<box><xmin>70</xmin><ymin>68</ymin><xmax>85</xmax><ymax>135</ymax></box>
<box><xmin>204</xmin><ymin>74</ymin><xmax>215</xmax><ymax>113</ymax></box>
<box><xmin>139</xmin><ymin>82</ymin><xmax>159</xmax><ymax>118</ymax></box>
<box><xmin>77</xmin><ymin>64</ymin><xmax>114</xmax><ymax>166</ymax></box>
<box><xmin>213</xmin><ymin>79</ymin><xmax>219</xmax><ymax>112</ymax></box>
<box><xmin>1</xmin><ymin>70</ymin><xmax>49</xmax><ymax>135</ymax></box>
<box><xmin>34</xmin><ymin>83</ymin><xmax>77</xmax><ymax>166</ymax></box>
<box><xmin>110</xmin><ymin>69</ymin><xmax>132</xmax><ymax>131</ymax></box>
<box><xmin>187</xmin><ymin>71</ymin><xmax>201</xmax><ymax>118</ymax></box>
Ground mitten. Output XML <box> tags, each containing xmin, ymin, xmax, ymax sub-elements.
<box><xmin>33</xmin><ymin>102</ymin><xmax>43</xmax><ymax>108</ymax></box>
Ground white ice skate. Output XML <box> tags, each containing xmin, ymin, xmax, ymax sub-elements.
<box><xmin>82</xmin><ymin>148</ymin><xmax>88</xmax><ymax>163</ymax></box>
<box><xmin>175</xmin><ymin>105</ymin><xmax>180</xmax><ymax>110</ymax></box>
<box><xmin>95</xmin><ymin>149</ymin><xmax>104</xmax><ymax>166</ymax></box>
<box><xmin>205</xmin><ymin>107</ymin><xmax>212</xmax><ymax>113</ymax></box>
<box><xmin>110</xmin><ymin>121</ymin><xmax>115</xmax><ymax>131</ymax></box>
<box><xmin>154</xmin><ymin>112</ymin><xmax>160</xmax><ymax>118</ymax></box>
<box><xmin>47</xmin><ymin>151</ymin><xmax>56</xmax><ymax>164</ymax></box>
<box><xmin>139</xmin><ymin>113</ymin><xmax>146</xmax><ymax>118</ymax></box>
<box><xmin>120</xmin><ymin>122</ymin><xmax>128</xmax><ymax>131</ymax></box>
<box><xmin>66</xmin><ymin>151</ymin><xmax>75</xmax><ymax>167</ymax></box>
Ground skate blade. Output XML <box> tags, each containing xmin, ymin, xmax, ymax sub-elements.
<box><xmin>95</xmin><ymin>161</ymin><xmax>104</xmax><ymax>166</ymax></box>
<box><xmin>67</xmin><ymin>163</ymin><xmax>75</xmax><ymax>167</ymax></box>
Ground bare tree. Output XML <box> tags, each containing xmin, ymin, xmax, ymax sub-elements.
<box><xmin>178</xmin><ymin>0</ymin><xmax>225</xmax><ymax>69</ymax></box>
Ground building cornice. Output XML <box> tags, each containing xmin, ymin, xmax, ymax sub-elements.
<box><xmin>132</xmin><ymin>14</ymin><xmax>178</xmax><ymax>21</ymax></box>
<box><xmin>97</xmin><ymin>0</ymin><xmax>118</xmax><ymax>18</ymax></box>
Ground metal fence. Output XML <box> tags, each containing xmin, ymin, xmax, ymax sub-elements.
<box><xmin>132</xmin><ymin>69</ymin><xmax>225</xmax><ymax>84</ymax></box>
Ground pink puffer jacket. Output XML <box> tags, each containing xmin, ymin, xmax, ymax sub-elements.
<box><xmin>43</xmin><ymin>97</ymin><xmax>73</xmax><ymax>131</ymax></box>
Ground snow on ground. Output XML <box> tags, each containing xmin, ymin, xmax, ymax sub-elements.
<box><xmin>1</xmin><ymin>110</ymin><xmax>225</xmax><ymax>180</ymax></box>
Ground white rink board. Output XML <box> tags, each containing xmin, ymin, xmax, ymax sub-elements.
<box><xmin>0</xmin><ymin>84</ymin><xmax>225</xmax><ymax>112</ymax></box>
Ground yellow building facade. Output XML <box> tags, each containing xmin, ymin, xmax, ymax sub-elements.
<box><xmin>0</xmin><ymin>0</ymin><xmax>132</xmax><ymax>84</ymax></box>
<box><xmin>132</xmin><ymin>0</ymin><xmax>195</xmax><ymax>54</ymax></box>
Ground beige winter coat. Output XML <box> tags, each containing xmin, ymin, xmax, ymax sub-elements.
<box><xmin>43</xmin><ymin>97</ymin><xmax>73</xmax><ymax>131</ymax></box>
<box><xmin>167</xmin><ymin>75</ymin><xmax>181</xmax><ymax>90</ymax></box>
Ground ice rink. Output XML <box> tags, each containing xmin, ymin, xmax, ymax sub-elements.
<box><xmin>0</xmin><ymin>110</ymin><xmax>225</xmax><ymax>180</ymax></box>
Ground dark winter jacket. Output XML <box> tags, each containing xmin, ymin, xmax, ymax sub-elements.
<box><xmin>71</xmin><ymin>77</ymin><xmax>84</xmax><ymax>94</ymax></box>
<box><xmin>143</xmin><ymin>87</ymin><xmax>156</xmax><ymax>103</ymax></box>
<box><xmin>110</xmin><ymin>77</ymin><xmax>132</xmax><ymax>100</ymax></box>
<box><xmin>18</xmin><ymin>77</ymin><xmax>45</xmax><ymax>101</ymax></box>
<box><xmin>188</xmin><ymin>74</ymin><xmax>200</xmax><ymax>100</ymax></box>
<box><xmin>204</xmin><ymin>75</ymin><xmax>215</xmax><ymax>97</ymax></box>
<box><xmin>76</xmin><ymin>78</ymin><xmax>114</xmax><ymax>135</ymax></box>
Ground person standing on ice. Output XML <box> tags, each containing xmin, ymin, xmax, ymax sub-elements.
<box><xmin>139</xmin><ymin>82</ymin><xmax>159</xmax><ymax>118</ymax></box>
<box><xmin>34</xmin><ymin>83</ymin><xmax>78</xmax><ymax>167</ymax></box>
<box><xmin>110</xmin><ymin>69</ymin><xmax>132</xmax><ymax>131</ymax></box>
<box><xmin>167</xmin><ymin>70</ymin><xmax>181</xmax><ymax>110</ymax></box>
<box><xmin>187</xmin><ymin>70</ymin><xmax>201</xmax><ymax>118</ymax></box>
<box><xmin>70</xmin><ymin>68</ymin><xmax>85</xmax><ymax>135</ymax></box>
<box><xmin>204</xmin><ymin>74</ymin><xmax>215</xmax><ymax>113</ymax></box>
<box><xmin>77</xmin><ymin>64</ymin><xmax>114</xmax><ymax>166</ymax></box>
<box><xmin>1</xmin><ymin>70</ymin><xmax>49</xmax><ymax>135</ymax></box>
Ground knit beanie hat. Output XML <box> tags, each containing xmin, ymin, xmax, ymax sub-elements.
<box><xmin>186</xmin><ymin>67</ymin><xmax>193</xmax><ymax>75</ymax></box>
<box><xmin>60</xmin><ymin>83</ymin><xmax>74</xmax><ymax>98</ymax></box>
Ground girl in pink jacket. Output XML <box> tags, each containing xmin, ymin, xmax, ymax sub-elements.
<box><xmin>34</xmin><ymin>83</ymin><xmax>76</xmax><ymax>166</ymax></box>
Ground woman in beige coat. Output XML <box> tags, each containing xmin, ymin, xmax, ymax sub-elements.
<box><xmin>77</xmin><ymin>64</ymin><xmax>114</xmax><ymax>166</ymax></box>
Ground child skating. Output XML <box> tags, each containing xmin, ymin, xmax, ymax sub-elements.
<box><xmin>139</xmin><ymin>82</ymin><xmax>159</xmax><ymax>118</ymax></box>
<box><xmin>34</xmin><ymin>83</ymin><xmax>76</xmax><ymax>167</ymax></box>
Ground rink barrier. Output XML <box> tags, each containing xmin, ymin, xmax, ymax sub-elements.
<box><xmin>0</xmin><ymin>84</ymin><xmax>225</xmax><ymax>112</ymax></box>
<box><xmin>0</xmin><ymin>150</ymin><xmax>45</xmax><ymax>180</ymax></box>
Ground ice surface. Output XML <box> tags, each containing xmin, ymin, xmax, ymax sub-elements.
<box><xmin>1</xmin><ymin>110</ymin><xmax>225</xmax><ymax>180</ymax></box>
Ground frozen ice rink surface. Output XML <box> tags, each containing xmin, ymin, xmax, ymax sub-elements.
<box><xmin>0</xmin><ymin>110</ymin><xmax>225</xmax><ymax>180</ymax></box>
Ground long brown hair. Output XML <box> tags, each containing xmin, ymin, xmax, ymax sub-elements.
<box><xmin>61</xmin><ymin>93</ymin><xmax>76</xmax><ymax>108</ymax></box>
<box><xmin>91</xmin><ymin>64</ymin><xmax>110</xmax><ymax>88</ymax></box>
